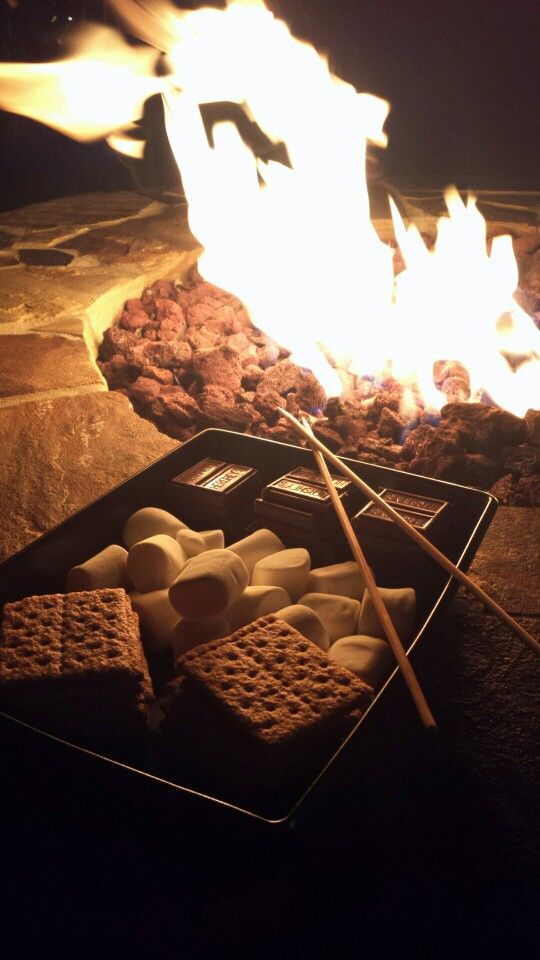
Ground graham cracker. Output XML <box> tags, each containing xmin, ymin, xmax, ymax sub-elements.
<box><xmin>178</xmin><ymin>614</ymin><xmax>372</xmax><ymax>750</ymax></box>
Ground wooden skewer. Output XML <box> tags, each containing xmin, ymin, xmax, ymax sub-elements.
<box><xmin>278</xmin><ymin>407</ymin><xmax>540</xmax><ymax>658</ymax></box>
<box><xmin>301</xmin><ymin>418</ymin><xmax>437</xmax><ymax>729</ymax></box>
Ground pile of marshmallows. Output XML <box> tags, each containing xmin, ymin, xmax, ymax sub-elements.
<box><xmin>66</xmin><ymin>508</ymin><xmax>417</xmax><ymax>692</ymax></box>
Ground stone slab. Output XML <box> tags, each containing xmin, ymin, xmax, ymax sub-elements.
<box><xmin>0</xmin><ymin>391</ymin><xmax>176</xmax><ymax>562</ymax></box>
<box><xmin>0</xmin><ymin>191</ymin><xmax>164</xmax><ymax>245</ymax></box>
<box><xmin>0</xmin><ymin>333</ymin><xmax>104</xmax><ymax>402</ymax></box>
<box><xmin>467</xmin><ymin>506</ymin><xmax>540</xmax><ymax>615</ymax></box>
<box><xmin>414</xmin><ymin>600</ymin><xmax>539</xmax><ymax>870</ymax></box>
<box><xmin>0</xmin><ymin>194</ymin><xmax>201</xmax><ymax>345</ymax></box>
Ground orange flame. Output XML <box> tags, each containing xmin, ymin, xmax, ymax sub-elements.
<box><xmin>0</xmin><ymin>0</ymin><xmax>538</xmax><ymax>415</ymax></box>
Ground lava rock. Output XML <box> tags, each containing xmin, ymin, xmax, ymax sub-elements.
<box><xmin>100</xmin><ymin>326</ymin><xmax>144</xmax><ymax>361</ymax></box>
<box><xmin>440</xmin><ymin>402</ymin><xmax>527</xmax><ymax>456</ymax></box>
<box><xmin>155</xmin><ymin>298</ymin><xmax>187</xmax><ymax>340</ymax></box>
<box><xmin>187</xmin><ymin>325</ymin><xmax>222</xmax><ymax>350</ymax></box>
<box><xmin>259</xmin><ymin>359</ymin><xmax>326</xmax><ymax>411</ymax></box>
<box><xmin>129</xmin><ymin>376</ymin><xmax>164</xmax><ymax>408</ymax></box>
<box><xmin>252</xmin><ymin>388</ymin><xmax>283</xmax><ymax>425</ymax></box>
<box><xmin>152</xmin><ymin>278</ymin><xmax>178</xmax><ymax>301</ymax></box>
<box><xmin>433</xmin><ymin>359</ymin><xmax>470</xmax><ymax>391</ymax></box>
<box><xmin>501</xmin><ymin>444</ymin><xmax>540</xmax><ymax>477</ymax></box>
<box><xmin>197</xmin><ymin>384</ymin><xmax>255</xmax><ymax>431</ymax></box>
<box><xmin>98</xmin><ymin>353</ymin><xmax>141</xmax><ymax>389</ymax></box>
<box><xmin>141</xmin><ymin>338</ymin><xmax>192</xmax><ymax>369</ymax></box>
<box><xmin>440</xmin><ymin>376</ymin><xmax>471</xmax><ymax>403</ymax></box>
<box><xmin>378</xmin><ymin>406</ymin><xmax>406</xmax><ymax>441</ymax></box>
<box><xmin>141</xmin><ymin>364</ymin><xmax>175</xmax><ymax>386</ymax></box>
<box><xmin>524</xmin><ymin>409</ymin><xmax>540</xmax><ymax>447</ymax></box>
<box><xmin>328</xmin><ymin>414</ymin><xmax>368</xmax><ymax>440</ymax></box>
<box><xmin>241</xmin><ymin>364</ymin><xmax>264</xmax><ymax>390</ymax></box>
<box><xmin>124</xmin><ymin>297</ymin><xmax>152</xmax><ymax>317</ymax></box>
<box><xmin>158</xmin><ymin>385</ymin><xmax>201</xmax><ymax>425</ymax></box>
<box><xmin>118</xmin><ymin>308</ymin><xmax>150</xmax><ymax>332</ymax></box>
<box><xmin>191</xmin><ymin>345</ymin><xmax>243</xmax><ymax>392</ymax></box>
<box><xmin>458</xmin><ymin>454</ymin><xmax>502</xmax><ymax>489</ymax></box>
<box><xmin>312</xmin><ymin>423</ymin><xmax>343</xmax><ymax>452</ymax></box>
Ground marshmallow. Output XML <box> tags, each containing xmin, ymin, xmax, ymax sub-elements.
<box><xmin>123</xmin><ymin>507</ymin><xmax>187</xmax><ymax>549</ymax></box>
<box><xmin>251</xmin><ymin>548</ymin><xmax>311</xmax><ymax>602</ymax></box>
<box><xmin>172</xmin><ymin>615</ymin><xmax>231</xmax><ymax>659</ymax></box>
<box><xmin>175</xmin><ymin>528</ymin><xmax>208</xmax><ymax>558</ymax></box>
<box><xmin>329</xmin><ymin>635</ymin><xmax>394</xmax><ymax>690</ymax></box>
<box><xmin>66</xmin><ymin>544</ymin><xmax>128</xmax><ymax>592</ymax></box>
<box><xmin>275</xmin><ymin>604</ymin><xmax>330</xmax><ymax>652</ymax></box>
<box><xmin>357</xmin><ymin>587</ymin><xmax>416</xmax><ymax>643</ymax></box>
<box><xmin>298</xmin><ymin>592</ymin><xmax>361</xmax><ymax>645</ymax></box>
<box><xmin>226</xmin><ymin>585</ymin><xmax>291</xmax><ymax>631</ymax></box>
<box><xmin>199</xmin><ymin>529</ymin><xmax>225</xmax><ymax>551</ymax></box>
<box><xmin>168</xmin><ymin>548</ymin><xmax>249</xmax><ymax>618</ymax></box>
<box><xmin>127</xmin><ymin>534</ymin><xmax>187</xmax><ymax>593</ymax></box>
<box><xmin>228</xmin><ymin>528</ymin><xmax>284</xmax><ymax>577</ymax></box>
<box><xmin>303</xmin><ymin>561</ymin><xmax>370</xmax><ymax>600</ymax></box>
<box><xmin>176</xmin><ymin>527</ymin><xmax>226</xmax><ymax>558</ymax></box>
<box><xmin>130</xmin><ymin>589</ymin><xmax>180</xmax><ymax>653</ymax></box>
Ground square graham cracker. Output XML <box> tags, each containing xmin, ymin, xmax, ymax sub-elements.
<box><xmin>0</xmin><ymin>588</ymin><xmax>152</xmax><ymax>707</ymax></box>
<box><xmin>178</xmin><ymin>614</ymin><xmax>372</xmax><ymax>750</ymax></box>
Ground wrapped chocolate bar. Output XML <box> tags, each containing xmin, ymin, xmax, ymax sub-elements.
<box><xmin>351</xmin><ymin>488</ymin><xmax>449</xmax><ymax>584</ymax></box>
<box><xmin>168</xmin><ymin>458</ymin><xmax>261</xmax><ymax>536</ymax></box>
<box><xmin>254</xmin><ymin>466</ymin><xmax>355</xmax><ymax>563</ymax></box>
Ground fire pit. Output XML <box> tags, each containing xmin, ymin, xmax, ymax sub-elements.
<box><xmin>0</xmin><ymin>1</ymin><xmax>538</xmax><ymax>536</ymax></box>
<box><xmin>96</xmin><ymin>255</ymin><xmax>540</xmax><ymax>504</ymax></box>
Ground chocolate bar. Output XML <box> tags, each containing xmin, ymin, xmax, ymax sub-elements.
<box><xmin>287</xmin><ymin>466</ymin><xmax>351</xmax><ymax>493</ymax></box>
<box><xmin>168</xmin><ymin>458</ymin><xmax>261</xmax><ymax>534</ymax></box>
<box><xmin>356</xmin><ymin>503</ymin><xmax>437</xmax><ymax>532</ymax></box>
<box><xmin>260</xmin><ymin>468</ymin><xmax>352</xmax><ymax>520</ymax></box>
<box><xmin>377</xmin><ymin>488</ymin><xmax>447</xmax><ymax>518</ymax></box>
<box><xmin>352</xmin><ymin>487</ymin><xmax>448</xmax><ymax>542</ymax></box>
<box><xmin>351</xmin><ymin>487</ymin><xmax>450</xmax><ymax>585</ymax></box>
<box><xmin>253</xmin><ymin>466</ymin><xmax>354</xmax><ymax>563</ymax></box>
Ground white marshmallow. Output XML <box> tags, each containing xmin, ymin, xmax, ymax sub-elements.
<box><xmin>175</xmin><ymin>528</ymin><xmax>207</xmax><ymax>558</ymax></box>
<box><xmin>66</xmin><ymin>544</ymin><xmax>128</xmax><ymax>592</ymax></box>
<box><xmin>199</xmin><ymin>529</ymin><xmax>225</xmax><ymax>551</ymax></box>
<box><xmin>127</xmin><ymin>534</ymin><xmax>187</xmax><ymax>593</ymax></box>
<box><xmin>329</xmin><ymin>635</ymin><xmax>394</xmax><ymax>690</ymax></box>
<box><xmin>172</xmin><ymin>615</ymin><xmax>231</xmax><ymax>659</ymax></box>
<box><xmin>176</xmin><ymin>527</ymin><xmax>226</xmax><ymax>558</ymax></box>
<box><xmin>169</xmin><ymin>548</ymin><xmax>249</xmax><ymax>618</ymax></box>
<box><xmin>130</xmin><ymin>589</ymin><xmax>180</xmax><ymax>653</ymax></box>
<box><xmin>298</xmin><ymin>592</ymin><xmax>361</xmax><ymax>645</ymax></box>
<box><xmin>357</xmin><ymin>587</ymin><xmax>416</xmax><ymax>643</ymax></box>
<box><xmin>228</xmin><ymin>528</ymin><xmax>284</xmax><ymax>577</ymax></box>
<box><xmin>275</xmin><ymin>604</ymin><xmax>330</xmax><ymax>652</ymax></box>
<box><xmin>226</xmin><ymin>585</ymin><xmax>291</xmax><ymax>631</ymax></box>
<box><xmin>303</xmin><ymin>561</ymin><xmax>370</xmax><ymax>600</ymax></box>
<box><xmin>251</xmin><ymin>548</ymin><xmax>311</xmax><ymax>602</ymax></box>
<box><xmin>123</xmin><ymin>507</ymin><xmax>187</xmax><ymax>549</ymax></box>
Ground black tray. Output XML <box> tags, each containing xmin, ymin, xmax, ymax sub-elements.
<box><xmin>0</xmin><ymin>429</ymin><xmax>497</xmax><ymax>827</ymax></box>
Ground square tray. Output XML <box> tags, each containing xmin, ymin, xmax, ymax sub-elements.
<box><xmin>0</xmin><ymin>429</ymin><xmax>497</xmax><ymax>827</ymax></box>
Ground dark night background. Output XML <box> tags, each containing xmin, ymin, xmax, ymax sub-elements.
<box><xmin>0</xmin><ymin>0</ymin><xmax>538</xmax><ymax>212</ymax></box>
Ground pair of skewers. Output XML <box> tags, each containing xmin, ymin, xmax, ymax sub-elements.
<box><xmin>277</xmin><ymin>407</ymin><xmax>540</xmax><ymax>729</ymax></box>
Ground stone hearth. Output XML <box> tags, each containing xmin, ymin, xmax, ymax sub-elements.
<box><xmin>0</xmin><ymin>189</ymin><xmax>538</xmax><ymax>881</ymax></box>
<box><xmin>0</xmin><ymin>191</ymin><xmax>201</xmax><ymax>559</ymax></box>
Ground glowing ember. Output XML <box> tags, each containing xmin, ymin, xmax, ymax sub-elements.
<box><xmin>0</xmin><ymin>0</ymin><xmax>538</xmax><ymax>416</ymax></box>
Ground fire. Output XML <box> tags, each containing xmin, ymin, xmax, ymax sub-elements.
<box><xmin>0</xmin><ymin>0</ymin><xmax>538</xmax><ymax>416</ymax></box>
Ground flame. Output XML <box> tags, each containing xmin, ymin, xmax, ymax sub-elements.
<box><xmin>1</xmin><ymin>0</ymin><xmax>538</xmax><ymax>415</ymax></box>
<box><xmin>0</xmin><ymin>25</ymin><xmax>164</xmax><ymax>145</ymax></box>
<box><xmin>390</xmin><ymin>190</ymin><xmax>540</xmax><ymax>416</ymax></box>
